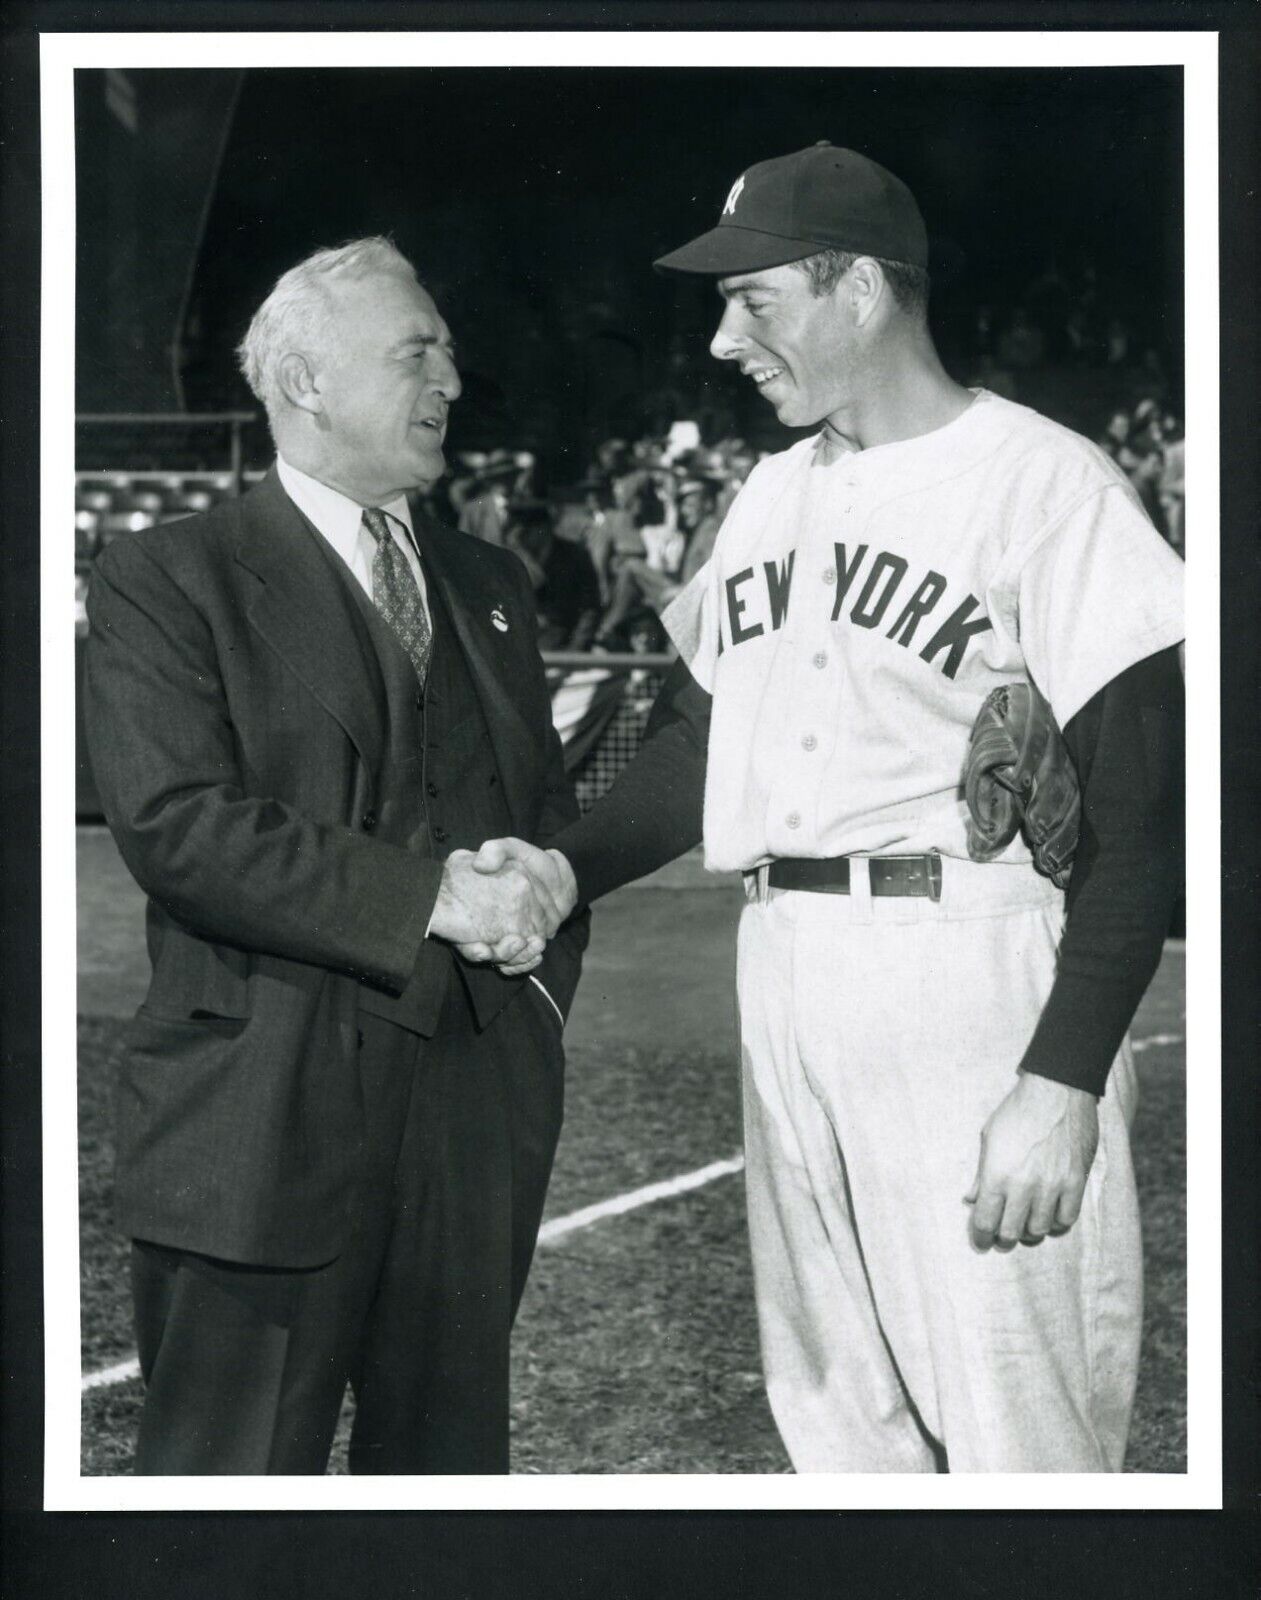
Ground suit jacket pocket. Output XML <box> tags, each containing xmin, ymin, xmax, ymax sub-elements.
<box><xmin>142</xmin><ymin>925</ymin><xmax>253</xmax><ymax>1024</ymax></box>
<box><xmin>132</xmin><ymin>1004</ymin><xmax>250</xmax><ymax>1040</ymax></box>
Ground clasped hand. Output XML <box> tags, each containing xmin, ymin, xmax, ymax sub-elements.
<box><xmin>429</xmin><ymin>839</ymin><xmax>578</xmax><ymax>975</ymax></box>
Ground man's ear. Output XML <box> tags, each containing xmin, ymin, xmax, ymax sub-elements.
<box><xmin>845</xmin><ymin>257</ymin><xmax>887</xmax><ymax>329</ymax></box>
<box><xmin>276</xmin><ymin>352</ymin><xmax>324</xmax><ymax>416</ymax></box>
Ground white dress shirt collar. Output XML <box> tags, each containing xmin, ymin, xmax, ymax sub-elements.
<box><xmin>275</xmin><ymin>455</ymin><xmax>415</xmax><ymax>559</ymax></box>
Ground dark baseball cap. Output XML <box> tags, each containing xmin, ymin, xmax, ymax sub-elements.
<box><xmin>654</xmin><ymin>141</ymin><xmax>928</xmax><ymax>276</ymax></box>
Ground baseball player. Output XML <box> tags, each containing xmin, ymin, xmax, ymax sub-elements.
<box><xmin>481</xmin><ymin>144</ymin><xmax>1185</xmax><ymax>1472</ymax></box>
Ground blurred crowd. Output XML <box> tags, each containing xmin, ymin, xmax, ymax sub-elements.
<box><xmin>1094</xmin><ymin>397</ymin><xmax>1185</xmax><ymax>553</ymax></box>
<box><xmin>964</xmin><ymin>253</ymin><xmax>1170</xmax><ymax>387</ymax></box>
<box><xmin>422</xmin><ymin>429</ymin><xmax>764</xmax><ymax>657</ymax></box>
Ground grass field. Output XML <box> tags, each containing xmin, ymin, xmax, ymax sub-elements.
<box><xmin>76</xmin><ymin>829</ymin><xmax>1185</xmax><ymax>1475</ymax></box>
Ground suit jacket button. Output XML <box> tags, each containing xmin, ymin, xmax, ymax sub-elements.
<box><xmin>361</xmin><ymin>810</ymin><xmax>377</xmax><ymax>833</ymax></box>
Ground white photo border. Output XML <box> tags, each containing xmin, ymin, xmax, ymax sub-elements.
<box><xmin>41</xmin><ymin>27</ymin><xmax>1221</xmax><ymax>1512</ymax></box>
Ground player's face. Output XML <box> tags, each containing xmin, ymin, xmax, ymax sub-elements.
<box><xmin>309</xmin><ymin>271</ymin><xmax>461</xmax><ymax>504</ymax></box>
<box><xmin>710</xmin><ymin>264</ymin><xmax>857</xmax><ymax>430</ymax></box>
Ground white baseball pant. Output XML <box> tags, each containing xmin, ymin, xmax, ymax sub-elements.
<box><xmin>737</xmin><ymin>854</ymin><xmax>1142</xmax><ymax>1473</ymax></box>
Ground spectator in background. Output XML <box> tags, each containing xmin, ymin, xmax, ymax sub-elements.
<box><xmin>1157</xmin><ymin>410</ymin><xmax>1185</xmax><ymax>554</ymax></box>
<box><xmin>598</xmin><ymin>605</ymin><xmax>672</xmax><ymax>705</ymax></box>
<box><xmin>1097</xmin><ymin>408</ymin><xmax>1133</xmax><ymax>463</ymax></box>
<box><xmin>632</xmin><ymin>474</ymin><xmax>683</xmax><ymax>575</ymax></box>
<box><xmin>458</xmin><ymin>478</ymin><xmax>510</xmax><ymax>545</ymax></box>
<box><xmin>592</xmin><ymin>474</ymin><xmax>724</xmax><ymax>644</ymax></box>
<box><xmin>1124</xmin><ymin>400</ymin><xmax>1167</xmax><ymax>526</ymax></box>
<box><xmin>580</xmin><ymin>472</ymin><xmax>642</xmax><ymax>605</ymax></box>
<box><xmin>506</xmin><ymin>499</ymin><xmax>603</xmax><ymax>653</ymax></box>
<box><xmin>1104</xmin><ymin>317</ymin><xmax>1132</xmax><ymax>367</ymax></box>
<box><xmin>678</xmin><ymin>476</ymin><xmax>724</xmax><ymax>586</ymax></box>
<box><xmin>1064</xmin><ymin>308</ymin><xmax>1096</xmax><ymax>365</ymax></box>
<box><xmin>593</xmin><ymin>473</ymin><xmax>686</xmax><ymax>646</ymax></box>
<box><xmin>996</xmin><ymin>305</ymin><xmax>1045</xmax><ymax>370</ymax></box>
<box><xmin>453</xmin><ymin>455</ymin><xmax>518</xmax><ymax>546</ymax></box>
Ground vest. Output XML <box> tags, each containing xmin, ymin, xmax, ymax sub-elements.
<box><xmin>316</xmin><ymin>534</ymin><xmax>515</xmax><ymax>1035</ymax></box>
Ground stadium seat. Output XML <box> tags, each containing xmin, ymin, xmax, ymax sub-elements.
<box><xmin>75</xmin><ymin>509</ymin><xmax>101</xmax><ymax>560</ymax></box>
<box><xmin>99</xmin><ymin>511</ymin><xmax>157</xmax><ymax>545</ymax></box>
<box><xmin>113</xmin><ymin>490</ymin><xmax>166</xmax><ymax>515</ymax></box>
<box><xmin>76</xmin><ymin>489</ymin><xmax>114</xmax><ymax>514</ymax></box>
<box><xmin>167</xmin><ymin>489</ymin><xmax>215</xmax><ymax>514</ymax></box>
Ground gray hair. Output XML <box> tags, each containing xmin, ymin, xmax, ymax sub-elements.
<box><xmin>791</xmin><ymin>248</ymin><xmax>930</xmax><ymax>320</ymax></box>
<box><xmin>237</xmin><ymin>236</ymin><xmax>419</xmax><ymax>419</ymax></box>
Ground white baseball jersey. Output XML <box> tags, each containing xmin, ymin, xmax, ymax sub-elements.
<box><xmin>662</xmin><ymin>390</ymin><xmax>1185</xmax><ymax>873</ymax></box>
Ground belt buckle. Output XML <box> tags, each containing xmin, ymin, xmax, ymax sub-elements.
<box><xmin>885</xmin><ymin>853</ymin><xmax>942</xmax><ymax>901</ymax></box>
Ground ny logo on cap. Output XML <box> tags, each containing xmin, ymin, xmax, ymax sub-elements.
<box><xmin>722</xmin><ymin>174</ymin><xmax>746</xmax><ymax>217</ymax></box>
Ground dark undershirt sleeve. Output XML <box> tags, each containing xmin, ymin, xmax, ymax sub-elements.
<box><xmin>1018</xmin><ymin>645</ymin><xmax>1185</xmax><ymax>1097</ymax></box>
<box><xmin>549</xmin><ymin>657</ymin><xmax>710</xmax><ymax>905</ymax></box>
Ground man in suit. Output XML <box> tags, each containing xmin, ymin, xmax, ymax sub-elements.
<box><xmin>84</xmin><ymin>237</ymin><xmax>588</xmax><ymax>1475</ymax></box>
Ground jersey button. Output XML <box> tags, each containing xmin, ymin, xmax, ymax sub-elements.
<box><xmin>822</xmin><ymin>566</ymin><xmax>836</xmax><ymax>585</ymax></box>
<box><xmin>785</xmin><ymin>812</ymin><xmax>801</xmax><ymax>830</ymax></box>
<box><xmin>801</xmin><ymin>734</ymin><xmax>817</xmax><ymax>752</ymax></box>
<box><xmin>432</xmin><ymin>825</ymin><xmax>448</xmax><ymax>843</ymax></box>
<box><xmin>812</xmin><ymin>650</ymin><xmax>828</xmax><ymax>669</ymax></box>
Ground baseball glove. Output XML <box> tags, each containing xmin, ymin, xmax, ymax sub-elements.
<box><xmin>963</xmin><ymin>681</ymin><xmax>1080</xmax><ymax>888</ymax></box>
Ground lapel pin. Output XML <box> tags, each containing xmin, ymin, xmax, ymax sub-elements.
<box><xmin>491</xmin><ymin>606</ymin><xmax>509</xmax><ymax>633</ymax></box>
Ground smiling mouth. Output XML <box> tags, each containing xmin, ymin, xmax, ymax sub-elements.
<box><xmin>748</xmin><ymin>366</ymin><xmax>785</xmax><ymax>389</ymax></box>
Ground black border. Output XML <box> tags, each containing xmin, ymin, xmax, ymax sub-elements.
<box><xmin>3</xmin><ymin>5</ymin><xmax>1258</xmax><ymax>1595</ymax></box>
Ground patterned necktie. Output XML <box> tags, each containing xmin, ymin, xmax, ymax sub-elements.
<box><xmin>361</xmin><ymin>506</ymin><xmax>432</xmax><ymax>686</ymax></box>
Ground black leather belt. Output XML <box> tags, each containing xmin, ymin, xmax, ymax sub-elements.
<box><xmin>764</xmin><ymin>854</ymin><xmax>943</xmax><ymax>900</ymax></box>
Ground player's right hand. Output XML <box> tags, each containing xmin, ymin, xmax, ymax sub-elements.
<box><xmin>964</xmin><ymin>1072</ymin><xmax>1100</xmax><ymax>1250</ymax></box>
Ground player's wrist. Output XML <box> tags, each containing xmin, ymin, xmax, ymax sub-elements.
<box><xmin>1017</xmin><ymin>1068</ymin><xmax>1098</xmax><ymax>1106</ymax></box>
<box><xmin>546</xmin><ymin>848</ymin><xmax>578</xmax><ymax>913</ymax></box>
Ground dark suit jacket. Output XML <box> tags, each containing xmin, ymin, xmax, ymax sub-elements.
<box><xmin>84</xmin><ymin>468</ymin><xmax>588</xmax><ymax>1268</ymax></box>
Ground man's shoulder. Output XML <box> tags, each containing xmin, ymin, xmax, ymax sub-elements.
<box><xmin>94</xmin><ymin>492</ymin><xmax>248</xmax><ymax>588</ymax></box>
<box><xmin>975</xmin><ymin>392</ymin><xmax>1131</xmax><ymax>500</ymax></box>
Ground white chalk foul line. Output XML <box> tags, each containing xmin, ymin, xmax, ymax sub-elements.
<box><xmin>82</xmin><ymin>1355</ymin><xmax>142</xmax><ymax>1392</ymax></box>
<box><xmin>537</xmin><ymin>1153</ymin><xmax>746</xmax><ymax>1244</ymax></box>
<box><xmin>80</xmin><ymin>1152</ymin><xmax>747</xmax><ymax>1394</ymax></box>
<box><xmin>1130</xmin><ymin>1032</ymin><xmax>1184</xmax><ymax>1053</ymax></box>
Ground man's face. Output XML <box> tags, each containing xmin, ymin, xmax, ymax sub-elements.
<box><xmin>677</xmin><ymin>489</ymin><xmax>709</xmax><ymax>531</ymax></box>
<box><xmin>310</xmin><ymin>271</ymin><xmax>461</xmax><ymax>503</ymax></box>
<box><xmin>709</xmin><ymin>263</ymin><xmax>856</xmax><ymax>430</ymax></box>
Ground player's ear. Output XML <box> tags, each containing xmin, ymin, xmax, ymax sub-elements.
<box><xmin>846</xmin><ymin>257</ymin><xmax>886</xmax><ymax>329</ymax></box>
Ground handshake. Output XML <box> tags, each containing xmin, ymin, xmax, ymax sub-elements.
<box><xmin>429</xmin><ymin>838</ymin><xmax>579</xmax><ymax>975</ymax></box>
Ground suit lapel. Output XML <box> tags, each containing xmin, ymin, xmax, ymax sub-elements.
<box><xmin>235</xmin><ymin>469</ymin><xmax>386</xmax><ymax>776</ymax></box>
<box><xmin>414</xmin><ymin>509</ymin><xmax>541</xmax><ymax>825</ymax></box>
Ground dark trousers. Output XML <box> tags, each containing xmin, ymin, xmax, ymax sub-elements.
<box><xmin>130</xmin><ymin>982</ymin><xmax>564</xmax><ymax>1475</ymax></box>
